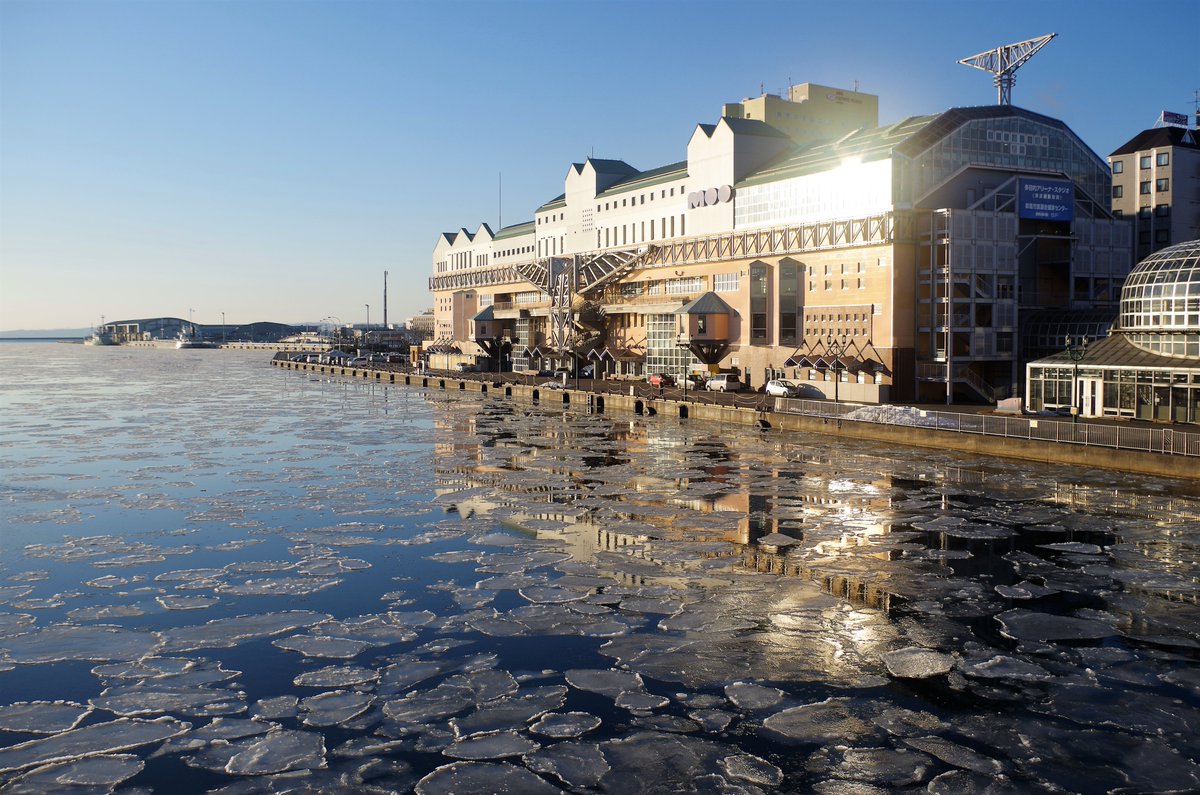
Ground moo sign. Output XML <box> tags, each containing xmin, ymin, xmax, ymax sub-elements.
<box><xmin>688</xmin><ymin>185</ymin><xmax>734</xmax><ymax>209</ymax></box>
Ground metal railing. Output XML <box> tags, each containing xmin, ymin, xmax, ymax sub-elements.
<box><xmin>774</xmin><ymin>398</ymin><xmax>1200</xmax><ymax>458</ymax></box>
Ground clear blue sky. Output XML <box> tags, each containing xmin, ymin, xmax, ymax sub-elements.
<box><xmin>2</xmin><ymin>0</ymin><xmax>1196</xmax><ymax>331</ymax></box>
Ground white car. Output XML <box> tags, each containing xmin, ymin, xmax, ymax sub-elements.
<box><xmin>706</xmin><ymin>374</ymin><xmax>742</xmax><ymax>392</ymax></box>
<box><xmin>765</xmin><ymin>378</ymin><xmax>802</xmax><ymax>397</ymax></box>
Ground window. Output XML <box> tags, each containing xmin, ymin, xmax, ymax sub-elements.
<box><xmin>1112</xmin><ymin>185</ymin><xmax>1123</xmax><ymax>199</ymax></box>
<box><xmin>1140</xmin><ymin>181</ymin><xmax>1152</xmax><ymax>195</ymax></box>
<box><xmin>1155</xmin><ymin>229</ymin><xmax>1170</xmax><ymax>244</ymax></box>
<box><xmin>1140</xmin><ymin>155</ymin><xmax>1151</xmax><ymax>169</ymax></box>
<box><xmin>713</xmin><ymin>272</ymin><xmax>740</xmax><ymax>292</ymax></box>
<box><xmin>1157</xmin><ymin>152</ymin><xmax>1169</xmax><ymax>167</ymax></box>
<box><xmin>1112</xmin><ymin>160</ymin><xmax>1124</xmax><ymax>174</ymax></box>
<box><xmin>1155</xmin><ymin>204</ymin><xmax>1171</xmax><ymax>218</ymax></box>
<box><xmin>1156</xmin><ymin>178</ymin><xmax>1169</xmax><ymax>192</ymax></box>
<box><xmin>1138</xmin><ymin>206</ymin><xmax>1152</xmax><ymax>219</ymax></box>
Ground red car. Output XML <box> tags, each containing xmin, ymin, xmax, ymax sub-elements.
<box><xmin>647</xmin><ymin>373</ymin><xmax>675</xmax><ymax>387</ymax></box>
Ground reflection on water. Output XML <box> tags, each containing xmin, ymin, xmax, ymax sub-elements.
<box><xmin>1</xmin><ymin>343</ymin><xmax>1199</xmax><ymax>793</ymax></box>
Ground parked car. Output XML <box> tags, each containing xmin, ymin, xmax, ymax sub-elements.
<box><xmin>347</xmin><ymin>356</ymin><xmax>369</xmax><ymax>367</ymax></box>
<box><xmin>578</xmin><ymin>364</ymin><xmax>594</xmax><ymax>378</ymax></box>
<box><xmin>765</xmin><ymin>378</ymin><xmax>803</xmax><ymax>397</ymax></box>
<box><xmin>647</xmin><ymin>373</ymin><xmax>675</xmax><ymax>387</ymax></box>
<box><xmin>705</xmin><ymin>374</ymin><xmax>742</xmax><ymax>392</ymax></box>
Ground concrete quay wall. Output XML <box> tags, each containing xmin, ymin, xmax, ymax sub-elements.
<box><xmin>271</xmin><ymin>359</ymin><xmax>1196</xmax><ymax>482</ymax></box>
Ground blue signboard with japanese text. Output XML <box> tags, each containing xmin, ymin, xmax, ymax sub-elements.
<box><xmin>1018</xmin><ymin>178</ymin><xmax>1074</xmax><ymax>222</ymax></box>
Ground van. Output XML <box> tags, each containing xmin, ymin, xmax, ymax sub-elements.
<box><xmin>705</xmin><ymin>374</ymin><xmax>742</xmax><ymax>392</ymax></box>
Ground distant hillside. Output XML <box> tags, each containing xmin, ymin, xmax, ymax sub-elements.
<box><xmin>0</xmin><ymin>328</ymin><xmax>91</xmax><ymax>338</ymax></box>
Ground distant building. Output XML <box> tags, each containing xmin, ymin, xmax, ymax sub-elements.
<box><xmin>1026</xmin><ymin>240</ymin><xmax>1200</xmax><ymax>423</ymax></box>
<box><xmin>100</xmin><ymin>317</ymin><xmax>301</xmax><ymax>343</ymax></box>
<box><xmin>1109</xmin><ymin>122</ymin><xmax>1200</xmax><ymax>262</ymax></box>
<box><xmin>406</xmin><ymin>311</ymin><xmax>435</xmax><ymax>340</ymax></box>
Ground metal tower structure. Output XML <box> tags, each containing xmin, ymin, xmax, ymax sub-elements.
<box><xmin>958</xmin><ymin>33</ymin><xmax>1057</xmax><ymax>105</ymax></box>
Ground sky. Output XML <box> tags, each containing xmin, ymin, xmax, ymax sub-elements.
<box><xmin>1</xmin><ymin>0</ymin><xmax>1197</xmax><ymax>332</ymax></box>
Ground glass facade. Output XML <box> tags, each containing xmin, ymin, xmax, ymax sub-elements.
<box><xmin>645</xmin><ymin>313</ymin><xmax>695</xmax><ymax>377</ymax></box>
<box><xmin>1027</xmin><ymin>241</ymin><xmax>1200</xmax><ymax>424</ymax></box>
<box><xmin>905</xmin><ymin>115</ymin><xmax>1110</xmax><ymax>207</ymax></box>
<box><xmin>1118</xmin><ymin>240</ymin><xmax>1200</xmax><ymax>345</ymax></box>
<box><xmin>735</xmin><ymin>158</ymin><xmax>892</xmax><ymax>229</ymax></box>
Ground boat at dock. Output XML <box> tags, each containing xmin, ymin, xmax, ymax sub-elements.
<box><xmin>175</xmin><ymin>328</ymin><xmax>217</xmax><ymax>349</ymax></box>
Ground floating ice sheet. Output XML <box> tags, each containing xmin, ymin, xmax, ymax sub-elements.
<box><xmin>0</xmin><ymin>717</ymin><xmax>191</xmax><ymax>774</ymax></box>
<box><xmin>0</xmin><ymin>701</ymin><xmax>92</xmax><ymax>734</ymax></box>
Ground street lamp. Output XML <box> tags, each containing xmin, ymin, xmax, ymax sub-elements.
<box><xmin>221</xmin><ymin>312</ymin><xmax>226</xmax><ymax>345</ymax></box>
<box><xmin>1064</xmin><ymin>335</ymin><xmax>1088</xmax><ymax>424</ymax></box>
<box><xmin>826</xmin><ymin>333</ymin><xmax>849</xmax><ymax>407</ymax></box>
<box><xmin>364</xmin><ymin>305</ymin><xmax>370</xmax><ymax>351</ymax></box>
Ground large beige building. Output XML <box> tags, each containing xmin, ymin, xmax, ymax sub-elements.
<box><xmin>429</xmin><ymin>84</ymin><xmax>1130</xmax><ymax>403</ymax></box>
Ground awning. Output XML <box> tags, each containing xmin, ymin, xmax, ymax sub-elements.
<box><xmin>785</xmin><ymin>354</ymin><xmax>815</xmax><ymax>368</ymax></box>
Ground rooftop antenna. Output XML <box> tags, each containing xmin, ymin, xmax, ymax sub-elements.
<box><xmin>958</xmin><ymin>33</ymin><xmax>1057</xmax><ymax>105</ymax></box>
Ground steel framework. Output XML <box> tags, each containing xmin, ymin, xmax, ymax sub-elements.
<box><xmin>958</xmin><ymin>34</ymin><xmax>1057</xmax><ymax>105</ymax></box>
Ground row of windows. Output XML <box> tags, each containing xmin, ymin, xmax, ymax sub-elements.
<box><xmin>1112</xmin><ymin>152</ymin><xmax>1171</xmax><ymax>173</ymax></box>
<box><xmin>599</xmin><ymin>215</ymin><xmax>685</xmax><ymax>248</ymax></box>
<box><xmin>810</xmin><ymin>278</ymin><xmax>870</xmax><ymax>291</ymax></box>
<box><xmin>1136</xmin><ymin>179</ymin><xmax>1171</xmax><ymax>194</ymax></box>
<box><xmin>595</xmin><ymin>185</ymin><xmax>686</xmax><ymax>213</ymax></box>
<box><xmin>496</xmin><ymin>245</ymin><xmax>534</xmax><ymax>258</ymax></box>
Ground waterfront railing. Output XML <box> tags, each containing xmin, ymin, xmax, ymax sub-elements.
<box><xmin>775</xmin><ymin>398</ymin><xmax>1200</xmax><ymax>459</ymax></box>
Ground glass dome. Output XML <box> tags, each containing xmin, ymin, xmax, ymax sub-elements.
<box><xmin>1118</xmin><ymin>240</ymin><xmax>1200</xmax><ymax>357</ymax></box>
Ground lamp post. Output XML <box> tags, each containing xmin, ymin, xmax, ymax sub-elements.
<box><xmin>221</xmin><ymin>312</ymin><xmax>226</xmax><ymax>345</ymax></box>
<box><xmin>1064</xmin><ymin>335</ymin><xmax>1088</xmax><ymax>424</ymax></box>
<box><xmin>826</xmin><ymin>333</ymin><xmax>849</xmax><ymax>408</ymax></box>
<box><xmin>364</xmin><ymin>305</ymin><xmax>370</xmax><ymax>351</ymax></box>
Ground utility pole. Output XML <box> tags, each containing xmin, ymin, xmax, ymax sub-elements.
<box><xmin>383</xmin><ymin>271</ymin><xmax>388</xmax><ymax>329</ymax></box>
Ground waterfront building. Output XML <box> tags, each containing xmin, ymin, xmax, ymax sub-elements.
<box><xmin>429</xmin><ymin>84</ymin><xmax>1130</xmax><ymax>403</ymax></box>
<box><xmin>1026</xmin><ymin>239</ymin><xmax>1200</xmax><ymax>424</ymax></box>
<box><xmin>98</xmin><ymin>317</ymin><xmax>302</xmax><ymax>343</ymax></box>
<box><xmin>1109</xmin><ymin>120</ymin><xmax>1200</xmax><ymax>263</ymax></box>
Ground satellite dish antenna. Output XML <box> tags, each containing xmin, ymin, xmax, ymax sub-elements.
<box><xmin>958</xmin><ymin>34</ymin><xmax>1057</xmax><ymax>105</ymax></box>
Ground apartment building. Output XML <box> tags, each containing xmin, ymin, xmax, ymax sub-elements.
<box><xmin>1109</xmin><ymin>123</ymin><xmax>1200</xmax><ymax>262</ymax></box>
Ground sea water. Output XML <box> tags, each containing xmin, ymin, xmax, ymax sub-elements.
<box><xmin>1</xmin><ymin>342</ymin><xmax>1198</xmax><ymax>793</ymax></box>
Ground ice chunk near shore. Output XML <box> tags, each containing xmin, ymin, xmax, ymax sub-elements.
<box><xmin>564</xmin><ymin>668</ymin><xmax>644</xmax><ymax>699</ymax></box>
<box><xmin>292</xmin><ymin>664</ymin><xmax>379</xmax><ymax>688</ymax></box>
<box><xmin>156</xmin><ymin>594</ymin><xmax>219</xmax><ymax>611</ymax></box>
<box><xmin>443</xmin><ymin>731</ymin><xmax>539</xmax><ymax>760</ymax></box>
<box><xmin>0</xmin><ymin>701</ymin><xmax>92</xmax><ymax>734</ymax></box>
<box><xmin>724</xmin><ymin>682</ymin><xmax>785</xmax><ymax>712</ymax></box>
<box><xmin>881</xmin><ymin>647</ymin><xmax>955</xmax><ymax>679</ymax></box>
<box><xmin>762</xmin><ymin>698</ymin><xmax>877</xmax><ymax>744</ymax></box>
<box><xmin>995</xmin><ymin>609</ymin><xmax>1116</xmax><ymax>642</ymax></box>
<box><xmin>524</xmin><ymin>741</ymin><xmax>610</xmax><ymax>788</ymax></box>
<box><xmin>529</xmin><ymin>711</ymin><xmax>601</xmax><ymax>739</ymax></box>
<box><xmin>0</xmin><ymin>753</ymin><xmax>144</xmax><ymax>792</ymax></box>
<box><xmin>719</xmin><ymin>752</ymin><xmax>783</xmax><ymax>787</ymax></box>
<box><xmin>300</xmin><ymin>690</ymin><xmax>375</xmax><ymax>727</ymax></box>
<box><xmin>0</xmin><ymin>624</ymin><xmax>162</xmax><ymax>664</ymax></box>
<box><xmin>89</xmin><ymin>681</ymin><xmax>246</xmax><ymax>718</ymax></box>
<box><xmin>272</xmin><ymin>634</ymin><xmax>372</xmax><ymax>659</ymax></box>
<box><xmin>157</xmin><ymin>610</ymin><xmax>330</xmax><ymax>652</ymax></box>
<box><xmin>224</xmin><ymin>729</ymin><xmax>327</xmax><ymax>776</ymax></box>
<box><xmin>0</xmin><ymin>717</ymin><xmax>190</xmax><ymax>774</ymax></box>
<box><xmin>415</xmin><ymin>761</ymin><xmax>563</xmax><ymax>794</ymax></box>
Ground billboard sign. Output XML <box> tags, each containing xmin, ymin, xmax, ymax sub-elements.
<box><xmin>1018</xmin><ymin>178</ymin><xmax>1074</xmax><ymax>222</ymax></box>
<box><xmin>1161</xmin><ymin>110</ymin><xmax>1188</xmax><ymax>127</ymax></box>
